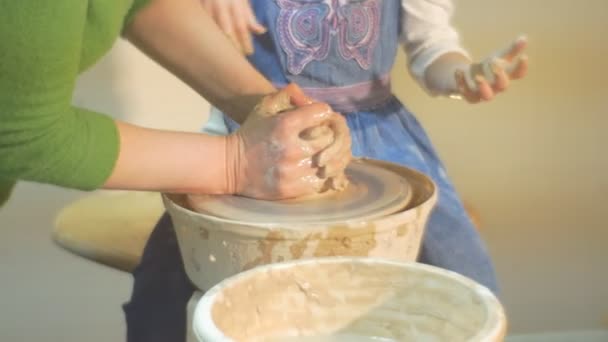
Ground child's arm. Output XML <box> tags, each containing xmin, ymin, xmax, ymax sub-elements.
<box><xmin>400</xmin><ymin>0</ymin><xmax>528</xmax><ymax>103</ymax></box>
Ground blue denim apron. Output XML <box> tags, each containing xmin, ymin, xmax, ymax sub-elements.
<box><xmin>124</xmin><ymin>1</ymin><xmax>498</xmax><ymax>340</ymax></box>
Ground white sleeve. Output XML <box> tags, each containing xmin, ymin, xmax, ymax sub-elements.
<box><xmin>400</xmin><ymin>0</ymin><xmax>470</xmax><ymax>91</ymax></box>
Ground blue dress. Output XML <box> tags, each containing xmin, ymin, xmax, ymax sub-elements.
<box><xmin>124</xmin><ymin>1</ymin><xmax>497</xmax><ymax>341</ymax></box>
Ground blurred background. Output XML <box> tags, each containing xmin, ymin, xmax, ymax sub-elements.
<box><xmin>0</xmin><ymin>0</ymin><xmax>606</xmax><ymax>340</ymax></box>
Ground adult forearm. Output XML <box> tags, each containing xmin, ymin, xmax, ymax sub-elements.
<box><xmin>124</xmin><ymin>0</ymin><xmax>275</xmax><ymax>123</ymax></box>
<box><xmin>103</xmin><ymin>120</ymin><xmax>233</xmax><ymax>194</ymax></box>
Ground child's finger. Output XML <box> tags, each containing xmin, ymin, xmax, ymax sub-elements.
<box><xmin>481</xmin><ymin>60</ymin><xmax>496</xmax><ymax>85</ymax></box>
<box><xmin>455</xmin><ymin>70</ymin><xmax>481</xmax><ymax>104</ymax></box>
<box><xmin>243</xmin><ymin>1</ymin><xmax>266</xmax><ymax>34</ymax></box>
<box><xmin>509</xmin><ymin>55</ymin><xmax>529</xmax><ymax>80</ymax></box>
<box><xmin>214</xmin><ymin>5</ymin><xmax>232</xmax><ymax>35</ymax></box>
<box><xmin>248</xmin><ymin>21</ymin><xmax>267</xmax><ymax>35</ymax></box>
<box><xmin>314</xmin><ymin>114</ymin><xmax>349</xmax><ymax>168</ymax></box>
<box><xmin>498</xmin><ymin>35</ymin><xmax>528</xmax><ymax>62</ymax></box>
<box><xmin>490</xmin><ymin>60</ymin><xmax>510</xmax><ymax>92</ymax></box>
<box><xmin>236</xmin><ymin>24</ymin><xmax>253</xmax><ymax>55</ymax></box>
<box><xmin>475</xmin><ymin>76</ymin><xmax>494</xmax><ymax>101</ymax></box>
<box><xmin>215</xmin><ymin>6</ymin><xmax>241</xmax><ymax>50</ymax></box>
<box><xmin>232</xmin><ymin>5</ymin><xmax>254</xmax><ymax>54</ymax></box>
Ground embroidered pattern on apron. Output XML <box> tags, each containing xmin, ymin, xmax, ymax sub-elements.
<box><xmin>275</xmin><ymin>0</ymin><xmax>382</xmax><ymax>74</ymax></box>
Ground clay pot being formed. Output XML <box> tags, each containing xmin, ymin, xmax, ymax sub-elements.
<box><xmin>192</xmin><ymin>257</ymin><xmax>506</xmax><ymax>342</ymax></box>
<box><xmin>163</xmin><ymin>158</ymin><xmax>437</xmax><ymax>292</ymax></box>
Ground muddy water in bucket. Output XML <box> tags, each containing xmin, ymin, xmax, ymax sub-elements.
<box><xmin>193</xmin><ymin>258</ymin><xmax>506</xmax><ymax>341</ymax></box>
<box><xmin>163</xmin><ymin>158</ymin><xmax>438</xmax><ymax>292</ymax></box>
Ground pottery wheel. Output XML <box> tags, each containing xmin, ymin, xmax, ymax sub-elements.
<box><xmin>187</xmin><ymin>160</ymin><xmax>412</xmax><ymax>224</ymax></box>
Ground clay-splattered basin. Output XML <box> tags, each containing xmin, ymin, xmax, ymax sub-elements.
<box><xmin>193</xmin><ymin>257</ymin><xmax>506</xmax><ymax>342</ymax></box>
<box><xmin>163</xmin><ymin>158</ymin><xmax>437</xmax><ymax>292</ymax></box>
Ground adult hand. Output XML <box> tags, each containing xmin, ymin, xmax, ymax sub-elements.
<box><xmin>226</xmin><ymin>84</ymin><xmax>352</xmax><ymax>200</ymax></box>
<box><xmin>455</xmin><ymin>35</ymin><xmax>529</xmax><ymax>103</ymax></box>
<box><xmin>200</xmin><ymin>0</ymin><xmax>265</xmax><ymax>55</ymax></box>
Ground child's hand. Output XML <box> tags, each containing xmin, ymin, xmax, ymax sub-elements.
<box><xmin>455</xmin><ymin>36</ymin><xmax>529</xmax><ymax>103</ymax></box>
<box><xmin>200</xmin><ymin>0</ymin><xmax>266</xmax><ymax>55</ymax></box>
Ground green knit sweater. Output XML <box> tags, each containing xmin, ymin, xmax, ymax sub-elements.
<box><xmin>0</xmin><ymin>0</ymin><xmax>150</xmax><ymax>207</ymax></box>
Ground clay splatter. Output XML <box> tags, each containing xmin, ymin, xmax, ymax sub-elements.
<box><xmin>242</xmin><ymin>230</ymin><xmax>285</xmax><ymax>271</ymax></box>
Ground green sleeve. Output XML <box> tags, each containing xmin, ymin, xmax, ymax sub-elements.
<box><xmin>0</xmin><ymin>1</ymin><xmax>119</xmax><ymax>191</ymax></box>
<box><xmin>124</xmin><ymin>0</ymin><xmax>153</xmax><ymax>27</ymax></box>
<box><xmin>0</xmin><ymin>179</ymin><xmax>16</xmax><ymax>208</ymax></box>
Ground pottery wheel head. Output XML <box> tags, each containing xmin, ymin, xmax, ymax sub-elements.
<box><xmin>187</xmin><ymin>160</ymin><xmax>412</xmax><ymax>224</ymax></box>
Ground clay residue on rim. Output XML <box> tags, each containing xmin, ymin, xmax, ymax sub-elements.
<box><xmin>289</xmin><ymin>233</ymin><xmax>317</xmax><ymax>259</ymax></box>
<box><xmin>242</xmin><ymin>224</ymin><xmax>378</xmax><ymax>271</ymax></box>
<box><xmin>210</xmin><ymin>261</ymin><xmax>497</xmax><ymax>342</ymax></box>
<box><xmin>312</xmin><ymin>224</ymin><xmax>377</xmax><ymax>257</ymax></box>
<box><xmin>396</xmin><ymin>223</ymin><xmax>409</xmax><ymax>237</ymax></box>
<box><xmin>242</xmin><ymin>230</ymin><xmax>285</xmax><ymax>271</ymax></box>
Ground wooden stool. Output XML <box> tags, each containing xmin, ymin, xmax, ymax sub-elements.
<box><xmin>52</xmin><ymin>191</ymin><xmax>164</xmax><ymax>273</ymax></box>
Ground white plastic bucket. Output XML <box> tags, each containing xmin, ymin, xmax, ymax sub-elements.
<box><xmin>193</xmin><ymin>257</ymin><xmax>506</xmax><ymax>341</ymax></box>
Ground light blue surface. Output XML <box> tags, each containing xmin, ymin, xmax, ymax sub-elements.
<box><xmin>201</xmin><ymin>107</ymin><xmax>228</xmax><ymax>136</ymax></box>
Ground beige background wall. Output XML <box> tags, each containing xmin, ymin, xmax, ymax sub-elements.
<box><xmin>0</xmin><ymin>0</ymin><xmax>606</xmax><ymax>340</ymax></box>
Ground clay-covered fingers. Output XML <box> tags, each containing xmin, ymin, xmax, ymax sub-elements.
<box><xmin>278</xmin><ymin>103</ymin><xmax>351</xmax><ymax>178</ymax></box>
<box><xmin>265</xmin><ymin>134</ymin><xmax>331</xmax><ymax>199</ymax></box>
<box><xmin>270</xmin><ymin>161</ymin><xmax>327</xmax><ymax>197</ymax></box>
<box><xmin>231</xmin><ymin>86</ymin><xmax>352</xmax><ymax>200</ymax></box>
<box><xmin>275</xmin><ymin>102</ymin><xmax>336</xmax><ymax>157</ymax></box>
<box><xmin>298</xmin><ymin>120</ymin><xmax>352</xmax><ymax>179</ymax></box>
<box><xmin>299</xmin><ymin>126</ymin><xmax>335</xmax><ymax>157</ymax></box>
<box><xmin>313</xmin><ymin>114</ymin><xmax>351</xmax><ymax>168</ymax></box>
<box><xmin>254</xmin><ymin>83</ymin><xmax>314</xmax><ymax>117</ymax></box>
<box><xmin>300</xmin><ymin>125</ymin><xmax>332</xmax><ymax>140</ymax></box>
<box><xmin>318</xmin><ymin>146</ymin><xmax>351</xmax><ymax>179</ymax></box>
<box><xmin>229</xmin><ymin>92</ymin><xmax>329</xmax><ymax>199</ymax></box>
<box><xmin>299</xmin><ymin>124</ymin><xmax>350</xmax><ymax>178</ymax></box>
<box><xmin>278</xmin><ymin>102</ymin><xmax>335</xmax><ymax>132</ymax></box>
<box><xmin>251</xmin><ymin>88</ymin><xmax>293</xmax><ymax>118</ymax></box>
